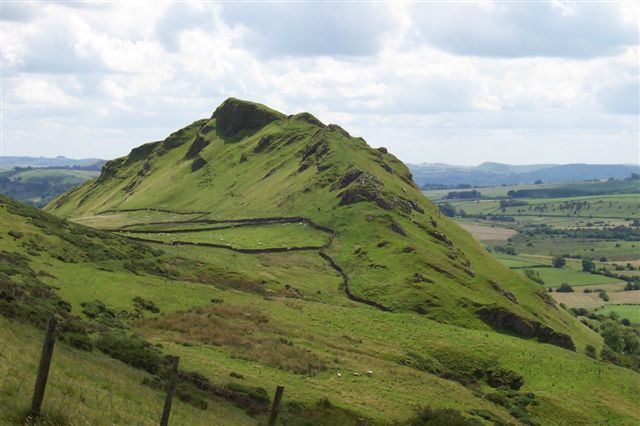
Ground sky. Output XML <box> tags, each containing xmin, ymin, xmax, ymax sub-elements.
<box><xmin>1</xmin><ymin>1</ymin><xmax>639</xmax><ymax>165</ymax></box>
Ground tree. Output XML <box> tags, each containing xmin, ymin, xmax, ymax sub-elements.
<box><xmin>581</xmin><ymin>258</ymin><xmax>595</xmax><ymax>273</ymax></box>
<box><xmin>557</xmin><ymin>283</ymin><xmax>574</xmax><ymax>293</ymax></box>
<box><xmin>439</xmin><ymin>203</ymin><xmax>456</xmax><ymax>217</ymax></box>
<box><xmin>552</xmin><ymin>256</ymin><xmax>566</xmax><ymax>268</ymax></box>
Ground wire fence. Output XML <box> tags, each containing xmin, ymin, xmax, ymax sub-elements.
<box><xmin>2</xmin><ymin>316</ymin><xmax>285</xmax><ymax>426</ymax></box>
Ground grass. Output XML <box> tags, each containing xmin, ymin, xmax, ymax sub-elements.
<box><xmin>0</xmin><ymin>168</ymin><xmax>99</xmax><ymax>207</ymax></box>
<box><xmin>7</xmin><ymin>196</ymin><xmax>638</xmax><ymax>424</ymax></box>
<box><xmin>596</xmin><ymin>305</ymin><xmax>640</xmax><ymax>325</ymax></box>
<box><xmin>123</xmin><ymin>222</ymin><xmax>331</xmax><ymax>249</ymax></box>
<box><xmin>515</xmin><ymin>267</ymin><xmax>623</xmax><ymax>288</ymax></box>
<box><xmin>0</xmin><ymin>319</ymin><xmax>255</xmax><ymax>425</ymax></box>
<box><xmin>18</xmin><ymin>98</ymin><xmax>638</xmax><ymax>424</ymax></box>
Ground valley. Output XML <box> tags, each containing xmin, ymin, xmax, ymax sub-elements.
<box><xmin>424</xmin><ymin>180</ymin><xmax>640</xmax><ymax>325</ymax></box>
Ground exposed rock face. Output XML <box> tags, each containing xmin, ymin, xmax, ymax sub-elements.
<box><xmin>490</xmin><ymin>280</ymin><xmax>518</xmax><ymax>304</ymax></box>
<box><xmin>184</xmin><ymin>135</ymin><xmax>210</xmax><ymax>160</ymax></box>
<box><xmin>212</xmin><ymin>98</ymin><xmax>285</xmax><ymax>137</ymax></box>
<box><xmin>292</xmin><ymin>112</ymin><xmax>325</xmax><ymax>128</ymax></box>
<box><xmin>477</xmin><ymin>306</ymin><xmax>575</xmax><ymax>351</ymax></box>
<box><xmin>330</xmin><ymin>168</ymin><xmax>363</xmax><ymax>191</ymax></box>
<box><xmin>390</xmin><ymin>219</ymin><xmax>407</xmax><ymax>236</ymax></box>
<box><xmin>298</xmin><ymin>134</ymin><xmax>330</xmax><ymax>172</ymax></box>
<box><xmin>191</xmin><ymin>155</ymin><xmax>207</xmax><ymax>172</ymax></box>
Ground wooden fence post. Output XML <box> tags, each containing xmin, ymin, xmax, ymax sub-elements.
<box><xmin>160</xmin><ymin>356</ymin><xmax>180</xmax><ymax>426</ymax></box>
<box><xmin>30</xmin><ymin>316</ymin><xmax>58</xmax><ymax>421</ymax></box>
<box><xmin>267</xmin><ymin>385</ymin><xmax>285</xmax><ymax>426</ymax></box>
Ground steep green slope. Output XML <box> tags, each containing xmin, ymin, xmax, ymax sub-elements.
<box><xmin>48</xmin><ymin>98</ymin><xmax>599</xmax><ymax>351</ymax></box>
<box><xmin>4</xmin><ymin>196</ymin><xmax>640</xmax><ymax>424</ymax></box>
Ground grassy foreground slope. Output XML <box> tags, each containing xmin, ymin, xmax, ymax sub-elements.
<box><xmin>48</xmin><ymin>98</ymin><xmax>599</xmax><ymax>350</ymax></box>
<box><xmin>3</xmin><ymin>196</ymin><xmax>639</xmax><ymax>424</ymax></box>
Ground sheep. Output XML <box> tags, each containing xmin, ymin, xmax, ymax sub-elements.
<box><xmin>352</xmin><ymin>372</ymin><xmax>360</xmax><ymax>377</ymax></box>
<box><xmin>337</xmin><ymin>373</ymin><xmax>342</xmax><ymax>378</ymax></box>
<box><xmin>366</xmin><ymin>370</ymin><xmax>373</xmax><ymax>376</ymax></box>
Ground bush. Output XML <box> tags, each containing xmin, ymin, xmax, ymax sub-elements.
<box><xmin>96</xmin><ymin>332</ymin><xmax>166</xmax><ymax>374</ymax></box>
<box><xmin>399</xmin><ymin>352</ymin><xmax>442</xmax><ymax>374</ymax></box>
<box><xmin>557</xmin><ymin>283</ymin><xmax>574</xmax><ymax>293</ymax></box>
<box><xmin>524</xmin><ymin>269</ymin><xmax>545</xmax><ymax>285</ymax></box>
<box><xmin>63</xmin><ymin>333</ymin><xmax>93</xmax><ymax>352</ymax></box>
<box><xmin>133</xmin><ymin>296</ymin><xmax>160</xmax><ymax>314</ymax></box>
<box><xmin>598</xmin><ymin>291</ymin><xmax>609</xmax><ymax>302</ymax></box>
<box><xmin>407</xmin><ymin>406</ymin><xmax>482</xmax><ymax>426</ymax></box>
<box><xmin>8</xmin><ymin>230</ymin><xmax>23</xmax><ymax>239</ymax></box>
<box><xmin>582</xmin><ymin>258</ymin><xmax>595</xmax><ymax>272</ymax></box>
<box><xmin>552</xmin><ymin>256</ymin><xmax>566</xmax><ymax>268</ymax></box>
<box><xmin>585</xmin><ymin>344</ymin><xmax>597</xmax><ymax>358</ymax></box>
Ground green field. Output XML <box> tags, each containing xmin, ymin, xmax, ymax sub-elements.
<box><xmin>597</xmin><ymin>305</ymin><xmax>640</xmax><ymax>325</ymax></box>
<box><xmin>0</xmin><ymin>168</ymin><xmax>99</xmax><ymax>207</ymax></box>
<box><xmin>123</xmin><ymin>222</ymin><xmax>331</xmax><ymax>250</ymax></box>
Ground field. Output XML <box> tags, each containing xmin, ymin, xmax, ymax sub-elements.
<box><xmin>0</xmin><ymin>168</ymin><xmax>99</xmax><ymax>207</ymax></box>
<box><xmin>122</xmin><ymin>222</ymin><xmax>331</xmax><ymax>250</ymax></box>
<box><xmin>425</xmin><ymin>181</ymin><xmax>640</xmax><ymax>317</ymax></box>
<box><xmin>596</xmin><ymin>305</ymin><xmax>640</xmax><ymax>325</ymax></box>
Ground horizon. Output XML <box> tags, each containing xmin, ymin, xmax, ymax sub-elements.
<box><xmin>1</xmin><ymin>2</ymin><xmax>639</xmax><ymax>164</ymax></box>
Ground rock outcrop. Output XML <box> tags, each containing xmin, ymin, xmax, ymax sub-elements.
<box><xmin>477</xmin><ymin>306</ymin><xmax>575</xmax><ymax>351</ymax></box>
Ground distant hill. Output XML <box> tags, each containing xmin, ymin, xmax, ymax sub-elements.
<box><xmin>0</xmin><ymin>157</ymin><xmax>105</xmax><ymax>206</ymax></box>
<box><xmin>0</xmin><ymin>167</ymin><xmax>100</xmax><ymax>207</ymax></box>
<box><xmin>410</xmin><ymin>162</ymin><xmax>640</xmax><ymax>187</ymax></box>
<box><xmin>0</xmin><ymin>156</ymin><xmax>105</xmax><ymax>170</ymax></box>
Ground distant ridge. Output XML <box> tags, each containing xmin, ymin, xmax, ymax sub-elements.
<box><xmin>409</xmin><ymin>162</ymin><xmax>640</xmax><ymax>187</ymax></box>
<box><xmin>1</xmin><ymin>156</ymin><xmax>106</xmax><ymax>170</ymax></box>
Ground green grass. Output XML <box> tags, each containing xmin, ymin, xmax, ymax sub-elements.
<box><xmin>0</xmin><ymin>168</ymin><xmax>99</xmax><ymax>207</ymax></box>
<box><xmin>514</xmin><ymin>267</ymin><xmax>623</xmax><ymax>288</ymax></box>
<box><xmin>596</xmin><ymin>305</ymin><xmax>640</xmax><ymax>325</ymax></box>
<box><xmin>0</xmin><ymin>319</ymin><xmax>255</xmax><ymax>425</ymax></box>
<box><xmin>1</xmin><ymin>195</ymin><xmax>638</xmax><ymax>424</ymax></box>
<box><xmin>123</xmin><ymin>222</ymin><xmax>331</xmax><ymax>249</ymax></box>
<box><xmin>23</xmin><ymin>98</ymin><xmax>640</xmax><ymax>424</ymax></box>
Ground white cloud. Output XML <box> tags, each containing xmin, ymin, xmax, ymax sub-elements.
<box><xmin>0</xmin><ymin>1</ymin><xmax>638</xmax><ymax>164</ymax></box>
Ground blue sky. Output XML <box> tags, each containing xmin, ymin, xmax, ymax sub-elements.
<box><xmin>1</xmin><ymin>1</ymin><xmax>638</xmax><ymax>165</ymax></box>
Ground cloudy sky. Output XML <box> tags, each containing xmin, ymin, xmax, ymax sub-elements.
<box><xmin>1</xmin><ymin>1</ymin><xmax>638</xmax><ymax>165</ymax></box>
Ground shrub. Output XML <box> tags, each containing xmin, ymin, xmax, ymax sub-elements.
<box><xmin>407</xmin><ymin>406</ymin><xmax>482</xmax><ymax>426</ymax></box>
<box><xmin>598</xmin><ymin>291</ymin><xmax>609</xmax><ymax>302</ymax></box>
<box><xmin>552</xmin><ymin>256</ymin><xmax>566</xmax><ymax>268</ymax></box>
<box><xmin>557</xmin><ymin>283</ymin><xmax>574</xmax><ymax>293</ymax></box>
<box><xmin>96</xmin><ymin>332</ymin><xmax>166</xmax><ymax>374</ymax></box>
<box><xmin>582</xmin><ymin>258</ymin><xmax>595</xmax><ymax>272</ymax></box>
<box><xmin>133</xmin><ymin>296</ymin><xmax>160</xmax><ymax>314</ymax></box>
<box><xmin>63</xmin><ymin>333</ymin><xmax>93</xmax><ymax>352</ymax></box>
<box><xmin>8</xmin><ymin>230</ymin><xmax>23</xmax><ymax>239</ymax></box>
<box><xmin>524</xmin><ymin>269</ymin><xmax>544</xmax><ymax>285</ymax></box>
<box><xmin>585</xmin><ymin>344</ymin><xmax>597</xmax><ymax>358</ymax></box>
<box><xmin>399</xmin><ymin>352</ymin><xmax>442</xmax><ymax>374</ymax></box>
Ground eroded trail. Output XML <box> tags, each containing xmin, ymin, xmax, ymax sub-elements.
<box><xmin>101</xmin><ymin>209</ymin><xmax>392</xmax><ymax>312</ymax></box>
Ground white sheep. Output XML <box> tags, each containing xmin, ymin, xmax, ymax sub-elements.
<box><xmin>337</xmin><ymin>373</ymin><xmax>342</xmax><ymax>377</ymax></box>
<box><xmin>352</xmin><ymin>372</ymin><xmax>360</xmax><ymax>377</ymax></box>
<box><xmin>366</xmin><ymin>370</ymin><xmax>373</xmax><ymax>376</ymax></box>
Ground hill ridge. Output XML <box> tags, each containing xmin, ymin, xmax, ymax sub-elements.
<box><xmin>46</xmin><ymin>97</ymin><xmax>600</xmax><ymax>352</ymax></box>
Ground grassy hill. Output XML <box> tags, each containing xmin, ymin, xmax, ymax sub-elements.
<box><xmin>0</xmin><ymin>167</ymin><xmax>100</xmax><ymax>207</ymax></box>
<box><xmin>0</xmin><ymin>97</ymin><xmax>629</xmax><ymax>424</ymax></box>
<box><xmin>47</xmin><ymin>99</ymin><xmax>594</xmax><ymax>343</ymax></box>
<box><xmin>2</xmin><ymin>195</ymin><xmax>638</xmax><ymax>425</ymax></box>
